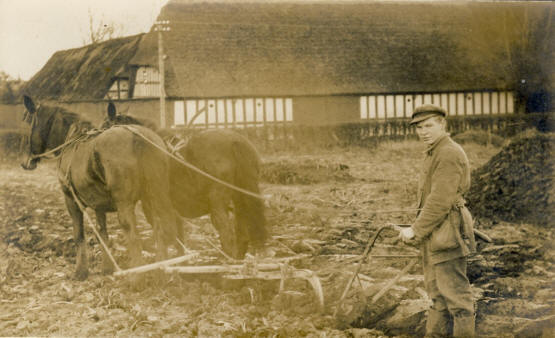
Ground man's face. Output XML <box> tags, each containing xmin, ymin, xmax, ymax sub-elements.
<box><xmin>415</xmin><ymin>117</ymin><xmax>445</xmax><ymax>146</ymax></box>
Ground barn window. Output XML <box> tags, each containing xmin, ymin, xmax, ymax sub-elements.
<box><xmin>105</xmin><ymin>78</ymin><xmax>129</xmax><ymax>100</ymax></box>
<box><xmin>183</xmin><ymin>97</ymin><xmax>294</xmax><ymax>128</ymax></box>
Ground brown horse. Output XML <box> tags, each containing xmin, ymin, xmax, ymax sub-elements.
<box><xmin>21</xmin><ymin>96</ymin><xmax>181</xmax><ymax>280</ymax></box>
<box><xmin>103</xmin><ymin>105</ymin><xmax>268</xmax><ymax>259</ymax></box>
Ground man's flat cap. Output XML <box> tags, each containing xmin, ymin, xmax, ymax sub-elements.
<box><xmin>410</xmin><ymin>104</ymin><xmax>447</xmax><ymax>125</ymax></box>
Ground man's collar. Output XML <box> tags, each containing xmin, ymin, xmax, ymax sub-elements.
<box><xmin>424</xmin><ymin>133</ymin><xmax>450</xmax><ymax>155</ymax></box>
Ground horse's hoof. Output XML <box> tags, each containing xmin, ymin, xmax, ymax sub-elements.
<box><xmin>74</xmin><ymin>269</ymin><xmax>89</xmax><ymax>281</ymax></box>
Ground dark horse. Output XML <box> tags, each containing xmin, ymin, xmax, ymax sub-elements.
<box><xmin>102</xmin><ymin>104</ymin><xmax>268</xmax><ymax>259</ymax></box>
<box><xmin>21</xmin><ymin>96</ymin><xmax>181</xmax><ymax>280</ymax></box>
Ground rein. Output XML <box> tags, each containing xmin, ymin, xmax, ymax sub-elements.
<box><xmin>30</xmin><ymin>134</ymin><xmax>84</xmax><ymax>161</ymax></box>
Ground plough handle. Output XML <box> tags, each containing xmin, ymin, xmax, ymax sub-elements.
<box><xmin>393</xmin><ymin>223</ymin><xmax>492</xmax><ymax>243</ymax></box>
<box><xmin>333</xmin><ymin>224</ymin><xmax>395</xmax><ymax>317</ymax></box>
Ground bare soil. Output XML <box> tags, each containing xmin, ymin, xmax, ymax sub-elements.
<box><xmin>1</xmin><ymin>140</ymin><xmax>553</xmax><ymax>337</ymax></box>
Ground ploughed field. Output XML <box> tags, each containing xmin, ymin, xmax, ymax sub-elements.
<box><xmin>0</xmin><ymin>139</ymin><xmax>553</xmax><ymax>336</ymax></box>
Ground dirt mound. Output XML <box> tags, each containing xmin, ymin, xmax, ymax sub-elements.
<box><xmin>261</xmin><ymin>159</ymin><xmax>355</xmax><ymax>185</ymax></box>
<box><xmin>466</xmin><ymin>132</ymin><xmax>554</xmax><ymax>226</ymax></box>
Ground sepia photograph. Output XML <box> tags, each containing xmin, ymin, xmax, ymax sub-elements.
<box><xmin>0</xmin><ymin>0</ymin><xmax>553</xmax><ymax>336</ymax></box>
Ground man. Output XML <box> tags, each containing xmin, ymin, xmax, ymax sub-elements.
<box><xmin>399</xmin><ymin>104</ymin><xmax>476</xmax><ymax>337</ymax></box>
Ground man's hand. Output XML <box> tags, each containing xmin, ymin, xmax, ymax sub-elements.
<box><xmin>398</xmin><ymin>227</ymin><xmax>415</xmax><ymax>243</ymax></box>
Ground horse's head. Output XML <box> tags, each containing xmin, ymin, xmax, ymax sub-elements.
<box><xmin>20</xmin><ymin>95</ymin><xmax>46</xmax><ymax>170</ymax></box>
<box><xmin>20</xmin><ymin>95</ymin><xmax>75</xmax><ymax>170</ymax></box>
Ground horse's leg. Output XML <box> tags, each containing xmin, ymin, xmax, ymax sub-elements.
<box><xmin>141</xmin><ymin>199</ymin><xmax>169</xmax><ymax>261</ymax></box>
<box><xmin>116</xmin><ymin>203</ymin><xmax>143</xmax><ymax>268</ymax></box>
<box><xmin>230</xmin><ymin>139</ymin><xmax>268</xmax><ymax>256</ymax></box>
<box><xmin>231</xmin><ymin>206</ymin><xmax>250</xmax><ymax>259</ymax></box>
<box><xmin>209</xmin><ymin>188</ymin><xmax>244</xmax><ymax>259</ymax></box>
<box><xmin>63</xmin><ymin>193</ymin><xmax>88</xmax><ymax>280</ymax></box>
<box><xmin>142</xmin><ymin>178</ymin><xmax>181</xmax><ymax>260</ymax></box>
<box><xmin>233</xmin><ymin>188</ymin><xmax>268</xmax><ymax>257</ymax></box>
<box><xmin>95</xmin><ymin>211</ymin><xmax>114</xmax><ymax>274</ymax></box>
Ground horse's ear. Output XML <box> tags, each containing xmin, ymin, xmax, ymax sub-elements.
<box><xmin>107</xmin><ymin>102</ymin><xmax>116</xmax><ymax>120</ymax></box>
<box><xmin>23</xmin><ymin>95</ymin><xmax>36</xmax><ymax>114</ymax></box>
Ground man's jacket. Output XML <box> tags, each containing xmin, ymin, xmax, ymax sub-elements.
<box><xmin>412</xmin><ymin>134</ymin><xmax>474</xmax><ymax>265</ymax></box>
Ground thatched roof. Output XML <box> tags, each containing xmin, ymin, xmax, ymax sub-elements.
<box><xmin>130</xmin><ymin>0</ymin><xmax>551</xmax><ymax>98</ymax></box>
<box><xmin>23</xmin><ymin>34</ymin><xmax>143</xmax><ymax>101</ymax></box>
<box><xmin>24</xmin><ymin>1</ymin><xmax>553</xmax><ymax>100</ymax></box>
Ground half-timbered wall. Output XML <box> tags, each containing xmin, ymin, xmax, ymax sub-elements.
<box><xmin>173</xmin><ymin>97</ymin><xmax>293</xmax><ymax>128</ymax></box>
<box><xmin>171</xmin><ymin>91</ymin><xmax>515</xmax><ymax>128</ymax></box>
<box><xmin>360</xmin><ymin>91</ymin><xmax>515</xmax><ymax>119</ymax></box>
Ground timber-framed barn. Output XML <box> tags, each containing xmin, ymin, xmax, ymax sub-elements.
<box><xmin>18</xmin><ymin>0</ymin><xmax>553</xmax><ymax>130</ymax></box>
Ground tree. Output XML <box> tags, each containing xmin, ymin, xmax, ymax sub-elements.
<box><xmin>463</xmin><ymin>5</ymin><xmax>553</xmax><ymax>113</ymax></box>
<box><xmin>82</xmin><ymin>8</ymin><xmax>124</xmax><ymax>45</ymax></box>
<box><xmin>0</xmin><ymin>71</ymin><xmax>25</xmax><ymax>104</ymax></box>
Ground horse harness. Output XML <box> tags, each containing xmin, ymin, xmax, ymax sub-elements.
<box><xmin>165</xmin><ymin>133</ymin><xmax>192</xmax><ymax>161</ymax></box>
<box><xmin>56</xmin><ymin>125</ymin><xmax>104</xmax><ymax>200</ymax></box>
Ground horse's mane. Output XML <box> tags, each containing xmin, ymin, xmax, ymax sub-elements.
<box><xmin>43</xmin><ymin>105</ymin><xmax>93</xmax><ymax>130</ymax></box>
<box><xmin>100</xmin><ymin>113</ymin><xmax>157</xmax><ymax>131</ymax></box>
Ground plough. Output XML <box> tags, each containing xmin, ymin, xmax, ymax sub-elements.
<box><xmin>112</xmin><ymin>252</ymin><xmax>325</xmax><ymax>311</ymax></box>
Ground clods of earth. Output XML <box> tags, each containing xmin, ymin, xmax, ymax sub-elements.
<box><xmin>1</xmin><ymin>134</ymin><xmax>553</xmax><ymax>336</ymax></box>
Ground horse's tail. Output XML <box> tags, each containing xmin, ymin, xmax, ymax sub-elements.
<box><xmin>232</xmin><ymin>138</ymin><xmax>268</xmax><ymax>249</ymax></box>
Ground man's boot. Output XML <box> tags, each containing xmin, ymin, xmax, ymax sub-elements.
<box><xmin>425</xmin><ymin>308</ymin><xmax>450</xmax><ymax>338</ymax></box>
<box><xmin>453</xmin><ymin>313</ymin><xmax>475</xmax><ymax>337</ymax></box>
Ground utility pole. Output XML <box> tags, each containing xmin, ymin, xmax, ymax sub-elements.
<box><xmin>154</xmin><ymin>20</ymin><xmax>170</xmax><ymax>129</ymax></box>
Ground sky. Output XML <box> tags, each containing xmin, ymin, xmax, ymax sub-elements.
<box><xmin>0</xmin><ymin>0</ymin><xmax>169</xmax><ymax>80</ymax></box>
